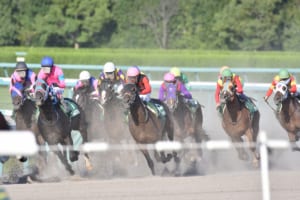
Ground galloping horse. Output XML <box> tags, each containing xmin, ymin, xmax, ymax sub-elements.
<box><xmin>0</xmin><ymin>111</ymin><xmax>10</xmax><ymax>164</ymax></box>
<box><xmin>219</xmin><ymin>81</ymin><xmax>260</xmax><ymax>167</ymax></box>
<box><xmin>120</xmin><ymin>83</ymin><xmax>179</xmax><ymax>175</ymax></box>
<box><xmin>72</xmin><ymin>87</ymin><xmax>104</xmax><ymax>141</ymax></box>
<box><xmin>98</xmin><ymin>79</ymin><xmax>128</xmax><ymax>143</ymax></box>
<box><xmin>164</xmin><ymin>83</ymin><xmax>207</xmax><ymax>164</ymax></box>
<box><xmin>34</xmin><ymin>79</ymin><xmax>92</xmax><ymax>175</ymax></box>
<box><xmin>273</xmin><ymin>81</ymin><xmax>300</xmax><ymax>151</ymax></box>
<box><xmin>10</xmin><ymin>82</ymin><xmax>37</xmax><ymax>131</ymax></box>
<box><xmin>10</xmin><ymin>82</ymin><xmax>37</xmax><ymax>163</ymax></box>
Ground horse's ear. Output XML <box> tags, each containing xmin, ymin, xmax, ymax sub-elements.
<box><xmin>131</xmin><ymin>86</ymin><xmax>137</xmax><ymax>92</ymax></box>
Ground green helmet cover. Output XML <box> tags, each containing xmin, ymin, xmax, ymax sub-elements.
<box><xmin>279</xmin><ymin>69</ymin><xmax>289</xmax><ymax>79</ymax></box>
<box><xmin>222</xmin><ymin>69</ymin><xmax>233</xmax><ymax>79</ymax></box>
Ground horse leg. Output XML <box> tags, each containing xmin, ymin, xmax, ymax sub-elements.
<box><xmin>154</xmin><ymin>150</ymin><xmax>172</xmax><ymax>163</ymax></box>
<box><xmin>140</xmin><ymin>149</ymin><xmax>155</xmax><ymax>175</ymax></box>
<box><xmin>245</xmin><ymin>129</ymin><xmax>260</xmax><ymax>168</ymax></box>
<box><xmin>288</xmin><ymin>132</ymin><xmax>300</xmax><ymax>151</ymax></box>
<box><xmin>78</xmin><ymin>119</ymin><xmax>93</xmax><ymax>171</ymax></box>
<box><xmin>231</xmin><ymin>136</ymin><xmax>249</xmax><ymax>161</ymax></box>
<box><xmin>63</xmin><ymin>137</ymin><xmax>79</xmax><ymax>163</ymax></box>
<box><xmin>54</xmin><ymin>150</ymin><xmax>75</xmax><ymax>175</ymax></box>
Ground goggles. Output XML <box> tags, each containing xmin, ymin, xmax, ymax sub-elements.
<box><xmin>42</xmin><ymin>67</ymin><xmax>51</xmax><ymax>74</ymax></box>
<box><xmin>16</xmin><ymin>70</ymin><xmax>26</xmax><ymax>78</ymax></box>
<box><xmin>127</xmin><ymin>76</ymin><xmax>137</xmax><ymax>83</ymax></box>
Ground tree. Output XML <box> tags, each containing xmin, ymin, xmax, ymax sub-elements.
<box><xmin>34</xmin><ymin>0</ymin><xmax>112</xmax><ymax>47</ymax></box>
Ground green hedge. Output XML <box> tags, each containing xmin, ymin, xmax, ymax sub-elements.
<box><xmin>1</xmin><ymin>47</ymin><xmax>300</xmax><ymax>68</ymax></box>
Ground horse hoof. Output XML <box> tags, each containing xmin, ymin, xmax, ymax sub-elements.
<box><xmin>238</xmin><ymin>152</ymin><xmax>249</xmax><ymax>161</ymax></box>
<box><xmin>19</xmin><ymin>156</ymin><xmax>28</xmax><ymax>163</ymax></box>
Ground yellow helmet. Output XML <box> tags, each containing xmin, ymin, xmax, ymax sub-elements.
<box><xmin>219</xmin><ymin>66</ymin><xmax>230</xmax><ymax>75</ymax></box>
<box><xmin>170</xmin><ymin>67</ymin><xmax>181</xmax><ymax>77</ymax></box>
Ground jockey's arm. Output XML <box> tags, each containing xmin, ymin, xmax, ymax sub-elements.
<box><xmin>139</xmin><ymin>76</ymin><xmax>152</xmax><ymax>95</ymax></box>
<box><xmin>179</xmin><ymin>83</ymin><xmax>192</xmax><ymax>99</ymax></box>
<box><xmin>158</xmin><ymin>85</ymin><xmax>166</xmax><ymax>101</ymax></box>
<box><xmin>234</xmin><ymin>76</ymin><xmax>243</xmax><ymax>93</ymax></box>
<box><xmin>215</xmin><ymin>80</ymin><xmax>223</xmax><ymax>106</ymax></box>
<box><xmin>289</xmin><ymin>76</ymin><xmax>297</xmax><ymax>93</ymax></box>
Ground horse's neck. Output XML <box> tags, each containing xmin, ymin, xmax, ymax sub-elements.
<box><xmin>39</xmin><ymin>101</ymin><xmax>59</xmax><ymax>121</ymax></box>
<box><xmin>226</xmin><ymin>95</ymin><xmax>242</xmax><ymax>120</ymax></box>
<box><xmin>130</xmin><ymin>97</ymin><xmax>148</xmax><ymax>124</ymax></box>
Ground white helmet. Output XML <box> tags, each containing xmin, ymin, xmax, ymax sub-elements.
<box><xmin>103</xmin><ymin>62</ymin><xmax>115</xmax><ymax>73</ymax></box>
<box><xmin>79</xmin><ymin>70</ymin><xmax>91</xmax><ymax>80</ymax></box>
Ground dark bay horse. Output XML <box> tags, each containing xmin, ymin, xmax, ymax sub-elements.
<box><xmin>0</xmin><ymin>111</ymin><xmax>10</xmax><ymax>164</ymax></box>
<box><xmin>10</xmin><ymin>82</ymin><xmax>38</xmax><ymax>163</ymax></box>
<box><xmin>34</xmin><ymin>79</ymin><xmax>92</xmax><ymax>175</ymax></box>
<box><xmin>72</xmin><ymin>87</ymin><xmax>104</xmax><ymax>141</ymax></box>
<box><xmin>120</xmin><ymin>83</ymin><xmax>179</xmax><ymax>175</ymax></box>
<box><xmin>219</xmin><ymin>81</ymin><xmax>260</xmax><ymax>167</ymax></box>
<box><xmin>98</xmin><ymin>79</ymin><xmax>129</xmax><ymax>143</ymax></box>
<box><xmin>273</xmin><ymin>81</ymin><xmax>300</xmax><ymax>151</ymax></box>
<box><xmin>10</xmin><ymin>82</ymin><xmax>37</xmax><ymax>131</ymax></box>
<box><xmin>164</xmin><ymin>83</ymin><xmax>208</xmax><ymax>173</ymax></box>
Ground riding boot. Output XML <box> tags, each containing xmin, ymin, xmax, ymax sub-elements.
<box><xmin>186</xmin><ymin>99</ymin><xmax>199</xmax><ymax>113</ymax></box>
<box><xmin>60</xmin><ymin>99</ymin><xmax>71</xmax><ymax>117</ymax></box>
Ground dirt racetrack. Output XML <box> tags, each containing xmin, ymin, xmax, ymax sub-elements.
<box><xmin>1</xmin><ymin>90</ymin><xmax>300</xmax><ymax>200</ymax></box>
<box><xmin>2</xmin><ymin>170</ymin><xmax>300</xmax><ymax>200</ymax></box>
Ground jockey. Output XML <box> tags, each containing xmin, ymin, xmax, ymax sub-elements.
<box><xmin>170</xmin><ymin>67</ymin><xmax>191</xmax><ymax>90</ymax></box>
<box><xmin>37</xmin><ymin>56</ymin><xmax>69</xmax><ymax>111</ymax></box>
<box><xmin>126</xmin><ymin>66</ymin><xmax>151</xmax><ymax>102</ymax></box>
<box><xmin>99</xmin><ymin>62</ymin><xmax>125</xmax><ymax>84</ymax></box>
<box><xmin>9</xmin><ymin>62</ymin><xmax>36</xmax><ymax>97</ymax></box>
<box><xmin>217</xmin><ymin>65</ymin><xmax>244</xmax><ymax>88</ymax></box>
<box><xmin>74</xmin><ymin>70</ymin><xmax>98</xmax><ymax>96</ymax></box>
<box><xmin>215</xmin><ymin>68</ymin><xmax>256</xmax><ymax>114</ymax></box>
<box><xmin>264</xmin><ymin>68</ymin><xmax>299</xmax><ymax>101</ymax></box>
<box><xmin>158</xmin><ymin>72</ymin><xmax>192</xmax><ymax>102</ymax></box>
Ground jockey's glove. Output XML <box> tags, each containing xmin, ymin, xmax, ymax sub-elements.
<box><xmin>290</xmin><ymin>92</ymin><xmax>295</xmax><ymax>97</ymax></box>
<box><xmin>263</xmin><ymin>96</ymin><xmax>269</xmax><ymax>101</ymax></box>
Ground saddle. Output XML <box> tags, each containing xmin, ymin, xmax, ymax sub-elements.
<box><xmin>59</xmin><ymin>98</ymin><xmax>80</xmax><ymax>118</ymax></box>
<box><xmin>145</xmin><ymin>100</ymin><xmax>166</xmax><ymax>119</ymax></box>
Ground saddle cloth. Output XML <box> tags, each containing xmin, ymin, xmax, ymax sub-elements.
<box><xmin>61</xmin><ymin>98</ymin><xmax>80</xmax><ymax>118</ymax></box>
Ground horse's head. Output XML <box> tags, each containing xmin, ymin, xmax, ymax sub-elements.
<box><xmin>164</xmin><ymin>83</ymin><xmax>179</xmax><ymax>112</ymax></box>
<box><xmin>220</xmin><ymin>81</ymin><xmax>235</xmax><ymax>103</ymax></box>
<box><xmin>120</xmin><ymin>83</ymin><xmax>137</xmax><ymax>109</ymax></box>
<box><xmin>98</xmin><ymin>79</ymin><xmax>121</xmax><ymax>105</ymax></box>
<box><xmin>273</xmin><ymin>81</ymin><xmax>289</xmax><ymax>105</ymax></box>
<box><xmin>34</xmin><ymin>79</ymin><xmax>50</xmax><ymax>106</ymax></box>
<box><xmin>11</xmin><ymin>82</ymin><xmax>25</xmax><ymax>110</ymax></box>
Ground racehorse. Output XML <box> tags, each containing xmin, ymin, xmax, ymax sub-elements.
<box><xmin>72</xmin><ymin>87</ymin><xmax>104</xmax><ymax>141</ymax></box>
<box><xmin>10</xmin><ymin>82</ymin><xmax>38</xmax><ymax>163</ymax></box>
<box><xmin>164</xmin><ymin>83</ymin><xmax>208</xmax><ymax>174</ymax></box>
<box><xmin>120</xmin><ymin>83</ymin><xmax>179</xmax><ymax>175</ymax></box>
<box><xmin>273</xmin><ymin>81</ymin><xmax>300</xmax><ymax>151</ymax></box>
<box><xmin>98</xmin><ymin>79</ymin><xmax>129</xmax><ymax>143</ymax></box>
<box><xmin>10</xmin><ymin>82</ymin><xmax>37</xmax><ymax>131</ymax></box>
<box><xmin>34</xmin><ymin>79</ymin><xmax>92</xmax><ymax>175</ymax></box>
<box><xmin>0</xmin><ymin>111</ymin><xmax>9</xmax><ymax>130</ymax></box>
<box><xmin>219</xmin><ymin>81</ymin><xmax>260</xmax><ymax>167</ymax></box>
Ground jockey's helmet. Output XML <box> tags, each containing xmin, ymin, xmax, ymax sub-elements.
<box><xmin>279</xmin><ymin>69</ymin><xmax>290</xmax><ymax>80</ymax></box>
<box><xmin>170</xmin><ymin>67</ymin><xmax>181</xmax><ymax>77</ymax></box>
<box><xmin>41</xmin><ymin>56</ymin><xmax>54</xmax><ymax>67</ymax></box>
<box><xmin>127</xmin><ymin>67</ymin><xmax>140</xmax><ymax>77</ymax></box>
<box><xmin>126</xmin><ymin>67</ymin><xmax>140</xmax><ymax>83</ymax></box>
<box><xmin>219</xmin><ymin>66</ymin><xmax>229</xmax><ymax>75</ymax></box>
<box><xmin>15</xmin><ymin>62</ymin><xmax>28</xmax><ymax>71</ymax></box>
<box><xmin>103</xmin><ymin>62</ymin><xmax>115</xmax><ymax>73</ymax></box>
<box><xmin>79</xmin><ymin>70</ymin><xmax>91</xmax><ymax>80</ymax></box>
<box><xmin>164</xmin><ymin>72</ymin><xmax>175</xmax><ymax>83</ymax></box>
<box><xmin>221</xmin><ymin>69</ymin><xmax>233</xmax><ymax>80</ymax></box>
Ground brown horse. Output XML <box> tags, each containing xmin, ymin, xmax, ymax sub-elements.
<box><xmin>219</xmin><ymin>81</ymin><xmax>260</xmax><ymax>167</ymax></box>
<box><xmin>164</xmin><ymin>83</ymin><xmax>208</xmax><ymax>173</ymax></box>
<box><xmin>273</xmin><ymin>81</ymin><xmax>300</xmax><ymax>151</ymax></box>
<box><xmin>120</xmin><ymin>83</ymin><xmax>179</xmax><ymax>175</ymax></box>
